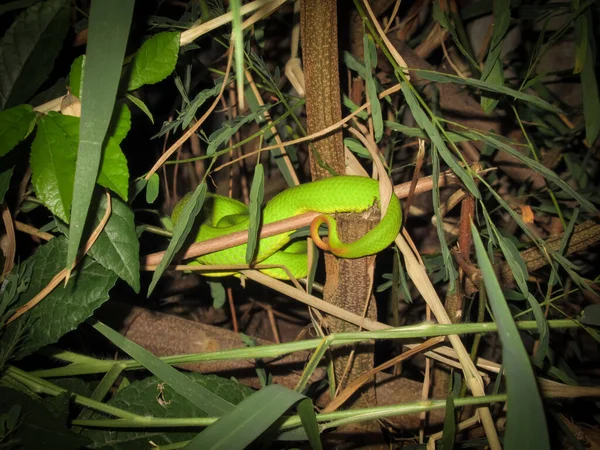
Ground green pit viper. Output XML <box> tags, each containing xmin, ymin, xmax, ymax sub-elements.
<box><xmin>172</xmin><ymin>176</ymin><xmax>402</xmax><ymax>280</ymax></box>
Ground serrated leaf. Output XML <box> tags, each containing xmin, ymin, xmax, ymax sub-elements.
<box><xmin>127</xmin><ymin>31</ymin><xmax>180</xmax><ymax>91</ymax></box>
<box><xmin>0</xmin><ymin>237</ymin><xmax>118</xmax><ymax>360</ymax></box>
<box><xmin>30</xmin><ymin>112</ymin><xmax>130</xmax><ymax>221</ymax></box>
<box><xmin>56</xmin><ymin>193</ymin><xmax>139</xmax><ymax>292</ymax></box>
<box><xmin>146</xmin><ymin>173</ymin><xmax>159</xmax><ymax>204</ymax></box>
<box><xmin>246</xmin><ymin>164</ymin><xmax>264</xmax><ymax>264</ymax></box>
<box><xmin>0</xmin><ymin>0</ymin><xmax>70</xmax><ymax>109</ymax></box>
<box><xmin>68</xmin><ymin>55</ymin><xmax>84</xmax><ymax>98</ymax></box>
<box><xmin>0</xmin><ymin>388</ymin><xmax>90</xmax><ymax>450</ymax></box>
<box><xmin>83</xmin><ymin>374</ymin><xmax>253</xmax><ymax>450</ymax></box>
<box><xmin>148</xmin><ymin>183</ymin><xmax>207</xmax><ymax>296</ymax></box>
<box><xmin>0</xmin><ymin>104</ymin><xmax>36</xmax><ymax>157</ymax></box>
<box><xmin>188</xmin><ymin>384</ymin><xmax>307</xmax><ymax>450</ymax></box>
<box><xmin>471</xmin><ymin>222</ymin><xmax>550</xmax><ymax>449</ymax></box>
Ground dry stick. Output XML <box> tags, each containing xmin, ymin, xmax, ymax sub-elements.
<box><xmin>1</xmin><ymin>203</ymin><xmax>16</xmax><ymax>278</ymax></box>
<box><xmin>6</xmin><ymin>192</ymin><xmax>112</xmax><ymax>325</ymax></box>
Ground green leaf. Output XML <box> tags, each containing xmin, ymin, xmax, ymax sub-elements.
<box><xmin>207</xmin><ymin>105</ymin><xmax>270</xmax><ymax>155</ymax></box>
<box><xmin>296</xmin><ymin>398</ymin><xmax>322</xmax><ymax>450</ymax></box>
<box><xmin>580</xmin><ymin>304</ymin><xmax>600</xmax><ymax>326</ymax></box>
<box><xmin>83</xmin><ymin>374</ymin><xmax>253</xmax><ymax>450</ymax></box>
<box><xmin>344</xmin><ymin>137</ymin><xmax>372</xmax><ymax>159</ymax></box>
<box><xmin>30</xmin><ymin>112</ymin><xmax>78</xmax><ymax>222</ymax></box>
<box><xmin>0</xmin><ymin>0</ymin><xmax>70</xmax><ymax>109</ymax></box>
<box><xmin>231</xmin><ymin>0</ymin><xmax>245</xmax><ymax>112</ymax></box>
<box><xmin>0</xmin><ymin>388</ymin><xmax>90</xmax><ymax>450</ymax></box>
<box><xmin>246</xmin><ymin>164</ymin><xmax>264</xmax><ymax>264</ymax></box>
<box><xmin>146</xmin><ymin>173</ymin><xmax>159</xmax><ymax>204</ymax></box>
<box><xmin>401</xmin><ymin>84</ymin><xmax>480</xmax><ymax>198</ymax></box>
<box><xmin>125</xmin><ymin>92</ymin><xmax>154</xmax><ymax>124</ymax></box>
<box><xmin>526</xmin><ymin>293</ymin><xmax>549</xmax><ymax>366</ymax></box>
<box><xmin>0</xmin><ymin>105</ymin><xmax>36</xmax><ymax>157</ymax></box>
<box><xmin>56</xmin><ymin>193</ymin><xmax>140</xmax><ymax>293</ymax></box>
<box><xmin>30</xmin><ymin>112</ymin><xmax>130</xmax><ymax>221</ymax></box>
<box><xmin>363</xmin><ymin>34</ymin><xmax>382</xmax><ymax>143</ymax></box>
<box><xmin>208</xmin><ymin>281</ymin><xmax>226</xmax><ymax>309</ymax></box>
<box><xmin>579</xmin><ymin>11</ymin><xmax>600</xmax><ymax>145</ymax></box>
<box><xmin>441</xmin><ymin>393</ymin><xmax>456</xmax><ymax>450</ymax></box>
<box><xmin>148</xmin><ymin>183</ymin><xmax>207</xmax><ymax>296</ymax></box>
<box><xmin>96</xmin><ymin>137</ymin><xmax>130</xmax><ymax>202</ymax></box>
<box><xmin>413</xmin><ymin>69</ymin><xmax>562</xmax><ymax>114</ymax></box>
<box><xmin>127</xmin><ymin>31</ymin><xmax>180</xmax><ymax>91</ymax></box>
<box><xmin>67</xmin><ymin>0</ymin><xmax>134</xmax><ymax>273</ymax></box>
<box><xmin>471</xmin><ymin>222</ymin><xmax>550</xmax><ymax>449</ymax></box>
<box><xmin>0</xmin><ymin>165</ymin><xmax>13</xmax><ymax>203</ymax></box>
<box><xmin>188</xmin><ymin>384</ymin><xmax>307</xmax><ymax>450</ymax></box>
<box><xmin>109</xmin><ymin>103</ymin><xmax>131</xmax><ymax>144</ymax></box>
<box><xmin>0</xmin><ymin>237</ymin><xmax>118</xmax><ymax>360</ymax></box>
<box><xmin>92</xmin><ymin>320</ymin><xmax>235</xmax><ymax>416</ymax></box>
<box><xmin>68</xmin><ymin>55</ymin><xmax>84</xmax><ymax>98</ymax></box>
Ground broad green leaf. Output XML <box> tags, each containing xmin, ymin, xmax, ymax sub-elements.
<box><xmin>56</xmin><ymin>193</ymin><xmax>140</xmax><ymax>293</ymax></box>
<box><xmin>146</xmin><ymin>173</ymin><xmax>159</xmax><ymax>204</ymax></box>
<box><xmin>246</xmin><ymin>164</ymin><xmax>264</xmax><ymax>264</ymax></box>
<box><xmin>0</xmin><ymin>104</ymin><xmax>36</xmax><ymax>157</ymax></box>
<box><xmin>413</xmin><ymin>69</ymin><xmax>562</xmax><ymax>114</ymax></box>
<box><xmin>206</xmin><ymin>105</ymin><xmax>271</xmax><ymax>155</ymax></box>
<box><xmin>30</xmin><ymin>112</ymin><xmax>78</xmax><ymax>222</ymax></box>
<box><xmin>208</xmin><ymin>281</ymin><xmax>226</xmax><ymax>309</ymax></box>
<box><xmin>68</xmin><ymin>55</ymin><xmax>85</xmax><ymax>98</ymax></box>
<box><xmin>109</xmin><ymin>103</ymin><xmax>131</xmax><ymax>144</ymax></box>
<box><xmin>83</xmin><ymin>374</ymin><xmax>253</xmax><ymax>450</ymax></box>
<box><xmin>296</xmin><ymin>398</ymin><xmax>322</xmax><ymax>450</ymax></box>
<box><xmin>0</xmin><ymin>237</ymin><xmax>118</xmax><ymax>360</ymax></box>
<box><xmin>127</xmin><ymin>31</ymin><xmax>180</xmax><ymax>91</ymax></box>
<box><xmin>30</xmin><ymin>113</ymin><xmax>130</xmax><ymax>221</ymax></box>
<box><xmin>0</xmin><ymin>388</ymin><xmax>90</xmax><ymax>450</ymax></box>
<box><xmin>92</xmin><ymin>320</ymin><xmax>235</xmax><ymax>416</ymax></box>
<box><xmin>188</xmin><ymin>384</ymin><xmax>307</xmax><ymax>450</ymax></box>
<box><xmin>0</xmin><ymin>0</ymin><xmax>70</xmax><ymax>109</ymax></box>
<box><xmin>96</xmin><ymin>137</ymin><xmax>130</xmax><ymax>201</ymax></box>
<box><xmin>471</xmin><ymin>222</ymin><xmax>550</xmax><ymax>449</ymax></box>
<box><xmin>148</xmin><ymin>183</ymin><xmax>207</xmax><ymax>296</ymax></box>
<box><xmin>67</xmin><ymin>0</ymin><xmax>134</xmax><ymax>273</ymax></box>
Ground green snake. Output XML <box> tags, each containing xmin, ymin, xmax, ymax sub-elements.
<box><xmin>172</xmin><ymin>176</ymin><xmax>402</xmax><ymax>279</ymax></box>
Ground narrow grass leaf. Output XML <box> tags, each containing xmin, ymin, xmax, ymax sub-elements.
<box><xmin>186</xmin><ymin>384</ymin><xmax>306</xmax><ymax>450</ymax></box>
<box><xmin>471</xmin><ymin>222</ymin><xmax>550</xmax><ymax>449</ymax></box>
<box><xmin>125</xmin><ymin>93</ymin><xmax>154</xmax><ymax>124</ymax></box>
<box><xmin>401</xmin><ymin>84</ymin><xmax>480</xmax><ymax>198</ymax></box>
<box><xmin>577</xmin><ymin>10</ymin><xmax>600</xmax><ymax>144</ymax></box>
<box><xmin>441</xmin><ymin>393</ymin><xmax>456</xmax><ymax>450</ymax></box>
<box><xmin>230</xmin><ymin>0</ymin><xmax>245</xmax><ymax>110</ymax></box>
<box><xmin>414</xmin><ymin>69</ymin><xmax>561</xmax><ymax>114</ymax></box>
<box><xmin>363</xmin><ymin>34</ymin><xmax>382</xmax><ymax>142</ymax></box>
<box><xmin>67</xmin><ymin>0</ymin><xmax>134</xmax><ymax>271</ymax></box>
<box><xmin>148</xmin><ymin>183</ymin><xmax>206</xmax><ymax>296</ymax></box>
<box><xmin>91</xmin><ymin>320</ymin><xmax>234</xmax><ymax>416</ymax></box>
<box><xmin>296</xmin><ymin>398</ymin><xmax>322</xmax><ymax>450</ymax></box>
<box><xmin>526</xmin><ymin>293</ymin><xmax>549</xmax><ymax>366</ymax></box>
<box><xmin>246</xmin><ymin>164</ymin><xmax>264</xmax><ymax>264</ymax></box>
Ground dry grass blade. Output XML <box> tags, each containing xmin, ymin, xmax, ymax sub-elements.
<box><xmin>1</xmin><ymin>202</ymin><xmax>16</xmax><ymax>278</ymax></box>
